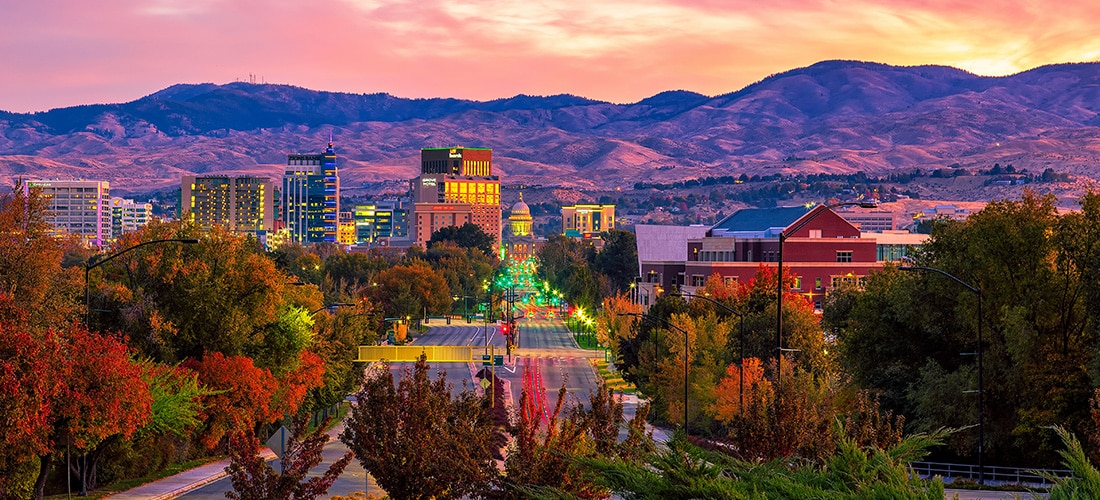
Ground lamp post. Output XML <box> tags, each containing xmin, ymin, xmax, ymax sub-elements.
<box><xmin>775</xmin><ymin>201</ymin><xmax>876</xmax><ymax>393</ymax></box>
<box><xmin>672</xmin><ymin>292</ymin><xmax>745</xmax><ymax>413</ymax></box>
<box><xmin>900</xmin><ymin>265</ymin><xmax>984</xmax><ymax>485</ymax></box>
<box><xmin>84</xmin><ymin>238</ymin><xmax>200</xmax><ymax>328</ymax></box>
<box><xmin>620</xmin><ymin>312</ymin><xmax>691</xmax><ymax>431</ymax></box>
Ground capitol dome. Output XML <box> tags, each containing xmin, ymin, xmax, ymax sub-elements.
<box><xmin>509</xmin><ymin>192</ymin><xmax>533</xmax><ymax>236</ymax></box>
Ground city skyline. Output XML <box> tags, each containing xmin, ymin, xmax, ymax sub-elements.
<box><xmin>2</xmin><ymin>0</ymin><xmax>1099</xmax><ymax>113</ymax></box>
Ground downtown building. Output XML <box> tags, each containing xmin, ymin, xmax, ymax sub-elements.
<box><xmin>283</xmin><ymin>142</ymin><xmax>340</xmax><ymax>244</ymax></box>
<box><xmin>110</xmin><ymin>197</ymin><xmax>153</xmax><ymax>239</ymax></box>
<box><xmin>411</xmin><ymin>147</ymin><xmax>501</xmax><ymax>247</ymax></box>
<box><xmin>181</xmin><ymin>175</ymin><xmax>275</xmax><ymax>238</ymax></box>
<box><xmin>25</xmin><ymin>179</ymin><xmax>112</xmax><ymax>247</ymax></box>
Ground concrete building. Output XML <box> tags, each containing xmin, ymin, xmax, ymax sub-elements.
<box><xmin>181</xmin><ymin>175</ymin><xmax>275</xmax><ymax>237</ymax></box>
<box><xmin>504</xmin><ymin>192</ymin><xmax>544</xmax><ymax>264</ymax></box>
<box><xmin>284</xmin><ymin>141</ymin><xmax>340</xmax><ymax>243</ymax></box>
<box><xmin>25</xmin><ymin>179</ymin><xmax>111</xmax><ymax>247</ymax></box>
<box><xmin>839</xmin><ymin>210</ymin><xmax>895</xmax><ymax>232</ymax></box>
<box><xmin>411</xmin><ymin>147</ymin><xmax>500</xmax><ymax>247</ymax></box>
<box><xmin>352</xmin><ymin>200</ymin><xmax>409</xmax><ymax>245</ymax></box>
<box><xmin>110</xmin><ymin>197</ymin><xmax>153</xmax><ymax>239</ymax></box>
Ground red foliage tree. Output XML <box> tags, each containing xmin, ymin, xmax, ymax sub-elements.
<box><xmin>225</xmin><ymin>414</ymin><xmax>352</xmax><ymax>500</ymax></box>
<box><xmin>270</xmin><ymin>350</ymin><xmax>326</xmax><ymax>422</ymax></box>
<box><xmin>186</xmin><ymin>353</ymin><xmax>277</xmax><ymax>450</ymax></box>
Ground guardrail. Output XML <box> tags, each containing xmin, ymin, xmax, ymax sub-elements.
<box><xmin>910</xmin><ymin>461</ymin><xmax>1073</xmax><ymax>487</ymax></box>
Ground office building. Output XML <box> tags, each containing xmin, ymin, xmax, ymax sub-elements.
<box><xmin>25</xmin><ymin>179</ymin><xmax>111</xmax><ymax>247</ymax></box>
<box><xmin>562</xmin><ymin>204</ymin><xmax>616</xmax><ymax>237</ymax></box>
<box><xmin>411</xmin><ymin>147</ymin><xmax>500</xmax><ymax>247</ymax></box>
<box><xmin>110</xmin><ymin>197</ymin><xmax>153</xmax><ymax>239</ymax></box>
<box><xmin>352</xmin><ymin>200</ymin><xmax>409</xmax><ymax>245</ymax></box>
<box><xmin>181</xmin><ymin>175</ymin><xmax>275</xmax><ymax>236</ymax></box>
<box><xmin>284</xmin><ymin>141</ymin><xmax>340</xmax><ymax>243</ymax></box>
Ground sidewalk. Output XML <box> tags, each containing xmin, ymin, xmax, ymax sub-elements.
<box><xmin>107</xmin><ymin>424</ymin><xmax>342</xmax><ymax>499</ymax></box>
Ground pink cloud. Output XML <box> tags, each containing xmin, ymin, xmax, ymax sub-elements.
<box><xmin>1</xmin><ymin>0</ymin><xmax>1098</xmax><ymax>113</ymax></box>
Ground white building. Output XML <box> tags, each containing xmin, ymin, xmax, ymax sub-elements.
<box><xmin>26</xmin><ymin>179</ymin><xmax>111</xmax><ymax>247</ymax></box>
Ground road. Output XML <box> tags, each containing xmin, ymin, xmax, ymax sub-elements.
<box><xmin>182</xmin><ymin>309</ymin><xmax>608</xmax><ymax>499</ymax></box>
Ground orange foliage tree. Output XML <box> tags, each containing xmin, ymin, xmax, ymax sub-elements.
<box><xmin>186</xmin><ymin>353</ymin><xmax>277</xmax><ymax>450</ymax></box>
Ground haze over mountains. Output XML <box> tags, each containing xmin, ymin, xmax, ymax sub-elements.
<box><xmin>1</xmin><ymin>60</ymin><xmax>1099</xmax><ymax>196</ymax></box>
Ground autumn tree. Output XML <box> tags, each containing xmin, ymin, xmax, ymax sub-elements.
<box><xmin>340</xmin><ymin>358</ymin><xmax>497</xmax><ymax>500</ymax></box>
<box><xmin>225</xmin><ymin>414</ymin><xmax>352</xmax><ymax>500</ymax></box>
<box><xmin>368</xmin><ymin>261</ymin><xmax>452</xmax><ymax>321</ymax></box>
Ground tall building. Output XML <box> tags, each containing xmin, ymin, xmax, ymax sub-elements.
<box><xmin>284</xmin><ymin>142</ymin><xmax>340</xmax><ymax>243</ymax></box>
<box><xmin>110</xmin><ymin>197</ymin><xmax>153</xmax><ymax>239</ymax></box>
<box><xmin>25</xmin><ymin>179</ymin><xmax>111</xmax><ymax>247</ymax></box>
<box><xmin>411</xmin><ymin>147</ymin><xmax>500</xmax><ymax>247</ymax></box>
<box><xmin>181</xmin><ymin>175</ymin><xmax>275</xmax><ymax>236</ymax></box>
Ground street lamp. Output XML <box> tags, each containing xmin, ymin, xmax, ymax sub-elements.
<box><xmin>672</xmin><ymin>292</ymin><xmax>745</xmax><ymax>413</ymax></box>
<box><xmin>620</xmin><ymin>312</ymin><xmax>691</xmax><ymax>431</ymax></box>
<box><xmin>84</xmin><ymin>238</ymin><xmax>200</xmax><ymax>328</ymax></box>
<box><xmin>775</xmin><ymin>201</ymin><xmax>876</xmax><ymax>392</ymax></box>
<box><xmin>900</xmin><ymin>265</ymin><xmax>984</xmax><ymax>485</ymax></box>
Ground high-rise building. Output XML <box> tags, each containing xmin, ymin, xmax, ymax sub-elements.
<box><xmin>284</xmin><ymin>142</ymin><xmax>340</xmax><ymax>243</ymax></box>
<box><xmin>411</xmin><ymin>147</ymin><xmax>500</xmax><ymax>247</ymax></box>
<box><xmin>181</xmin><ymin>175</ymin><xmax>274</xmax><ymax>236</ymax></box>
<box><xmin>110</xmin><ymin>197</ymin><xmax>153</xmax><ymax>239</ymax></box>
<box><xmin>25</xmin><ymin>179</ymin><xmax>111</xmax><ymax>247</ymax></box>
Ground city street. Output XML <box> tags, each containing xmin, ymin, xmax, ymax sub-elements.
<box><xmin>178</xmin><ymin>309</ymin><xmax>608</xmax><ymax>499</ymax></box>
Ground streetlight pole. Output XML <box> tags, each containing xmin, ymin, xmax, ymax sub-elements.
<box><xmin>85</xmin><ymin>238</ymin><xmax>199</xmax><ymax>328</ymax></box>
<box><xmin>775</xmin><ymin>202</ymin><xmax>876</xmax><ymax>393</ymax></box>
<box><xmin>672</xmin><ymin>292</ymin><xmax>745</xmax><ymax>413</ymax></box>
<box><xmin>620</xmin><ymin>312</ymin><xmax>691</xmax><ymax>431</ymax></box>
<box><xmin>900</xmin><ymin>265</ymin><xmax>984</xmax><ymax>485</ymax></box>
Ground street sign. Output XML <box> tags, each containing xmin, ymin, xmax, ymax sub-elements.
<box><xmin>266</xmin><ymin>425</ymin><xmax>290</xmax><ymax>459</ymax></box>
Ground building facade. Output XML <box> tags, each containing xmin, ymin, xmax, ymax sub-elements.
<box><xmin>637</xmin><ymin>205</ymin><xmax>894</xmax><ymax>310</ymax></box>
<box><xmin>110</xmin><ymin>197</ymin><xmax>153</xmax><ymax>239</ymax></box>
<box><xmin>562</xmin><ymin>204</ymin><xmax>616</xmax><ymax>237</ymax></box>
<box><xmin>284</xmin><ymin>142</ymin><xmax>340</xmax><ymax>243</ymax></box>
<box><xmin>504</xmin><ymin>192</ymin><xmax>543</xmax><ymax>264</ymax></box>
<box><xmin>352</xmin><ymin>200</ymin><xmax>409</xmax><ymax>245</ymax></box>
<box><xmin>411</xmin><ymin>147</ymin><xmax>500</xmax><ymax>247</ymax></box>
<box><xmin>181</xmin><ymin>175</ymin><xmax>275</xmax><ymax>237</ymax></box>
<box><xmin>26</xmin><ymin>179</ymin><xmax>111</xmax><ymax>247</ymax></box>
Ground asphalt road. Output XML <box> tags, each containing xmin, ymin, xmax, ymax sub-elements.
<box><xmin>182</xmin><ymin>309</ymin><xmax>608</xmax><ymax>499</ymax></box>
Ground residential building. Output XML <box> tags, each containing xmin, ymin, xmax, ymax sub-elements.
<box><xmin>181</xmin><ymin>175</ymin><xmax>275</xmax><ymax>237</ymax></box>
<box><xmin>110</xmin><ymin>197</ymin><xmax>153</xmax><ymax>239</ymax></box>
<box><xmin>411</xmin><ymin>147</ymin><xmax>500</xmax><ymax>247</ymax></box>
<box><xmin>25</xmin><ymin>179</ymin><xmax>111</xmax><ymax>247</ymax></box>
<box><xmin>284</xmin><ymin>141</ymin><xmax>340</xmax><ymax>243</ymax></box>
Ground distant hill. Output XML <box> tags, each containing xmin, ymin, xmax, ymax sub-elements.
<box><xmin>2</xmin><ymin>60</ymin><xmax>1099</xmax><ymax>197</ymax></box>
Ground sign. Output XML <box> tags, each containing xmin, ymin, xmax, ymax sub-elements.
<box><xmin>266</xmin><ymin>425</ymin><xmax>290</xmax><ymax>459</ymax></box>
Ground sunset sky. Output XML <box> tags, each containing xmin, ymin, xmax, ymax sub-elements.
<box><xmin>2</xmin><ymin>0</ymin><xmax>1099</xmax><ymax>113</ymax></box>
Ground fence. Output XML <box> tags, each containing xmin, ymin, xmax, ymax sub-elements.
<box><xmin>910</xmin><ymin>461</ymin><xmax>1073</xmax><ymax>488</ymax></box>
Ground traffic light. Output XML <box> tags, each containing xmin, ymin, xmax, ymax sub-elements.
<box><xmin>501</xmin><ymin>323</ymin><xmax>510</xmax><ymax>336</ymax></box>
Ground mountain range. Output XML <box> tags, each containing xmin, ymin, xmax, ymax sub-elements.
<box><xmin>2</xmin><ymin>60</ymin><xmax>1099</xmax><ymax>197</ymax></box>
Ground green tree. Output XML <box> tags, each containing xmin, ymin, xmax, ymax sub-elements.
<box><xmin>593</xmin><ymin>229</ymin><xmax>638</xmax><ymax>294</ymax></box>
<box><xmin>429</xmin><ymin>222</ymin><xmax>494</xmax><ymax>256</ymax></box>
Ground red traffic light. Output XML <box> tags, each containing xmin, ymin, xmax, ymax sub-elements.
<box><xmin>501</xmin><ymin>323</ymin><xmax>510</xmax><ymax>335</ymax></box>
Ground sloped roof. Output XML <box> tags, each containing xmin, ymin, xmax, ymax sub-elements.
<box><xmin>710</xmin><ymin>206</ymin><xmax>811</xmax><ymax>238</ymax></box>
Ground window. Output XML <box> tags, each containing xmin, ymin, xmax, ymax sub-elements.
<box><xmin>692</xmin><ymin>275</ymin><xmax>706</xmax><ymax>286</ymax></box>
<box><xmin>815</xmin><ymin>277</ymin><xmax>822</xmax><ymax>289</ymax></box>
<box><xmin>724</xmin><ymin>276</ymin><xmax>738</xmax><ymax>285</ymax></box>
<box><xmin>809</xmin><ymin>229</ymin><xmax>822</xmax><ymax>238</ymax></box>
<box><xmin>793</xmin><ymin>277</ymin><xmax>802</xmax><ymax>290</ymax></box>
<box><xmin>836</xmin><ymin>251</ymin><xmax>853</xmax><ymax>263</ymax></box>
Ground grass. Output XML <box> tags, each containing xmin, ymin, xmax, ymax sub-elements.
<box><xmin>591</xmin><ymin>358</ymin><xmax>637</xmax><ymax>395</ymax></box>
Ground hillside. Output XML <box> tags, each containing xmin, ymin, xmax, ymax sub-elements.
<box><xmin>1</xmin><ymin>60</ymin><xmax>1098</xmax><ymax>198</ymax></box>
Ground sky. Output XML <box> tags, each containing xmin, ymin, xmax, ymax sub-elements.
<box><xmin>2</xmin><ymin>0</ymin><xmax>1100</xmax><ymax>113</ymax></box>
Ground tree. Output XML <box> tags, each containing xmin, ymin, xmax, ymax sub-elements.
<box><xmin>593</xmin><ymin>229</ymin><xmax>638</xmax><ymax>294</ymax></box>
<box><xmin>340</xmin><ymin>358</ymin><xmax>497</xmax><ymax>500</ymax></box>
<box><xmin>186</xmin><ymin>352</ymin><xmax>278</xmax><ymax>450</ymax></box>
<box><xmin>225</xmin><ymin>414</ymin><xmax>352</xmax><ymax>500</ymax></box>
<box><xmin>368</xmin><ymin>261</ymin><xmax>452</xmax><ymax>321</ymax></box>
<box><xmin>428</xmin><ymin>222</ymin><xmax>494</xmax><ymax>256</ymax></box>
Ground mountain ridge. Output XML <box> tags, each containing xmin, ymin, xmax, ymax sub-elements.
<box><xmin>1</xmin><ymin>59</ymin><xmax>1098</xmax><ymax>197</ymax></box>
